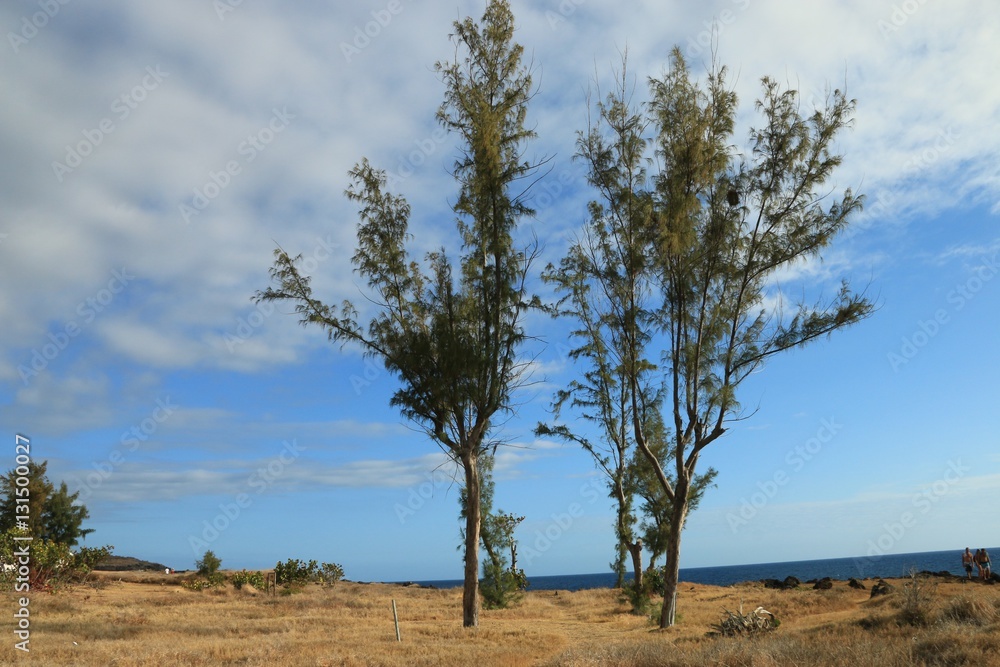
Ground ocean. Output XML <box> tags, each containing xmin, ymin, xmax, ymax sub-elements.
<box><xmin>412</xmin><ymin>547</ymin><xmax>997</xmax><ymax>591</ymax></box>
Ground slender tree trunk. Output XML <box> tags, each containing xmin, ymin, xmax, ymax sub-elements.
<box><xmin>614</xmin><ymin>483</ymin><xmax>629</xmax><ymax>588</ymax></box>
<box><xmin>462</xmin><ymin>451</ymin><xmax>481</xmax><ymax>628</ymax></box>
<box><xmin>660</xmin><ymin>491</ymin><xmax>688</xmax><ymax>628</ymax></box>
<box><xmin>628</xmin><ymin>539</ymin><xmax>644</xmax><ymax>594</ymax></box>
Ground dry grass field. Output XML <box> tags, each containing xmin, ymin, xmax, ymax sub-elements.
<box><xmin>1</xmin><ymin>571</ymin><xmax>999</xmax><ymax>666</ymax></box>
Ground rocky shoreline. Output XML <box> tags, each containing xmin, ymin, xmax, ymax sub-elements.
<box><xmin>756</xmin><ymin>570</ymin><xmax>999</xmax><ymax>596</ymax></box>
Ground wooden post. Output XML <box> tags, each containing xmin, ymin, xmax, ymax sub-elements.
<box><xmin>392</xmin><ymin>599</ymin><xmax>401</xmax><ymax>642</ymax></box>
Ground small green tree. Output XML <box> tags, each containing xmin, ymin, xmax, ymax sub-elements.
<box><xmin>196</xmin><ymin>550</ymin><xmax>221</xmax><ymax>578</ymax></box>
<box><xmin>0</xmin><ymin>461</ymin><xmax>93</xmax><ymax>547</ymax></box>
<box><xmin>42</xmin><ymin>482</ymin><xmax>93</xmax><ymax>547</ymax></box>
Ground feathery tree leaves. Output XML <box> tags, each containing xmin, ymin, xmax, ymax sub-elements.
<box><xmin>549</xmin><ymin>48</ymin><xmax>872</xmax><ymax>628</ymax></box>
<box><xmin>255</xmin><ymin>0</ymin><xmax>539</xmax><ymax>628</ymax></box>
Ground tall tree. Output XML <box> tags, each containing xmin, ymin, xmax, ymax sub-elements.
<box><xmin>0</xmin><ymin>461</ymin><xmax>52</xmax><ymax>537</ymax></box>
<box><xmin>0</xmin><ymin>461</ymin><xmax>93</xmax><ymax>547</ymax></box>
<box><xmin>255</xmin><ymin>0</ymin><xmax>538</xmax><ymax>628</ymax></box>
<box><xmin>42</xmin><ymin>482</ymin><xmax>93</xmax><ymax>547</ymax></box>
<box><xmin>553</xmin><ymin>50</ymin><xmax>873</xmax><ymax>628</ymax></box>
<box><xmin>537</xmin><ymin>59</ymin><xmax>715</xmax><ymax>597</ymax></box>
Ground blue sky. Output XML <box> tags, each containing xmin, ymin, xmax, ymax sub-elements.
<box><xmin>1</xmin><ymin>0</ymin><xmax>998</xmax><ymax>581</ymax></box>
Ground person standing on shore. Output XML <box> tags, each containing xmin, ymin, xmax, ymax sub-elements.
<box><xmin>963</xmin><ymin>548</ymin><xmax>975</xmax><ymax>581</ymax></box>
<box><xmin>975</xmin><ymin>549</ymin><xmax>991</xmax><ymax>580</ymax></box>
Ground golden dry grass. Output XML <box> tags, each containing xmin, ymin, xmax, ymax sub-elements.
<box><xmin>0</xmin><ymin>572</ymin><xmax>998</xmax><ymax>666</ymax></box>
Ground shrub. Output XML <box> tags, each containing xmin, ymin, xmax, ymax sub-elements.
<box><xmin>940</xmin><ymin>595</ymin><xmax>998</xmax><ymax>626</ymax></box>
<box><xmin>897</xmin><ymin>569</ymin><xmax>935</xmax><ymax>627</ymax></box>
<box><xmin>0</xmin><ymin>528</ymin><xmax>113</xmax><ymax>591</ymax></box>
<box><xmin>274</xmin><ymin>558</ymin><xmax>317</xmax><ymax>586</ymax></box>
<box><xmin>196</xmin><ymin>550</ymin><xmax>222</xmax><ymax>578</ymax></box>
<box><xmin>712</xmin><ymin>603</ymin><xmax>780</xmax><ymax>637</ymax></box>
<box><xmin>230</xmin><ymin>569</ymin><xmax>267</xmax><ymax>590</ymax></box>
<box><xmin>318</xmin><ymin>562</ymin><xmax>344</xmax><ymax>586</ymax></box>
<box><xmin>480</xmin><ymin>559</ymin><xmax>526</xmax><ymax>609</ymax></box>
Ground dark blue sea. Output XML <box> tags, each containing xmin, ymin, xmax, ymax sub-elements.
<box><xmin>411</xmin><ymin>548</ymin><xmax>996</xmax><ymax>591</ymax></box>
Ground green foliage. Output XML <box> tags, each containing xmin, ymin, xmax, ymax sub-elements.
<box><xmin>0</xmin><ymin>461</ymin><xmax>93</xmax><ymax>547</ymax></box>
<box><xmin>318</xmin><ymin>562</ymin><xmax>344</xmax><ymax>586</ymax></box>
<box><xmin>274</xmin><ymin>558</ymin><xmax>317</xmax><ymax>586</ymax></box>
<box><xmin>230</xmin><ymin>569</ymin><xmax>267</xmax><ymax>590</ymax></box>
<box><xmin>480</xmin><ymin>558</ymin><xmax>527</xmax><ymax>610</ymax></box>
<box><xmin>547</xmin><ymin>48</ymin><xmax>873</xmax><ymax>628</ymax></box>
<box><xmin>195</xmin><ymin>550</ymin><xmax>222</xmax><ymax>577</ymax></box>
<box><xmin>0</xmin><ymin>527</ymin><xmax>113</xmax><ymax>590</ymax></box>
<box><xmin>255</xmin><ymin>0</ymin><xmax>540</xmax><ymax>628</ymax></box>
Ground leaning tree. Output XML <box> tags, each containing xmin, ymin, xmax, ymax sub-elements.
<box><xmin>552</xmin><ymin>49</ymin><xmax>873</xmax><ymax>628</ymax></box>
<box><xmin>255</xmin><ymin>0</ymin><xmax>539</xmax><ymax>628</ymax></box>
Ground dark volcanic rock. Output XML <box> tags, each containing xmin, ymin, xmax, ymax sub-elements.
<box><xmin>870</xmin><ymin>579</ymin><xmax>894</xmax><ymax>598</ymax></box>
<box><xmin>848</xmin><ymin>578</ymin><xmax>866</xmax><ymax>590</ymax></box>
<box><xmin>812</xmin><ymin>577</ymin><xmax>833</xmax><ymax>590</ymax></box>
<box><xmin>762</xmin><ymin>576</ymin><xmax>800</xmax><ymax>590</ymax></box>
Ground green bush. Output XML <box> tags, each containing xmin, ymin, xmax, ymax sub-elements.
<box><xmin>0</xmin><ymin>528</ymin><xmax>113</xmax><ymax>590</ymax></box>
<box><xmin>274</xmin><ymin>558</ymin><xmax>317</xmax><ymax>585</ymax></box>
<box><xmin>196</xmin><ymin>550</ymin><xmax>222</xmax><ymax>577</ymax></box>
<box><xmin>318</xmin><ymin>562</ymin><xmax>344</xmax><ymax>586</ymax></box>
<box><xmin>230</xmin><ymin>569</ymin><xmax>267</xmax><ymax>590</ymax></box>
<box><xmin>481</xmin><ymin>559</ymin><xmax>527</xmax><ymax>609</ymax></box>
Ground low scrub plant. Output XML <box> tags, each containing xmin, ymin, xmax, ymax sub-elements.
<box><xmin>230</xmin><ymin>569</ymin><xmax>267</xmax><ymax>590</ymax></box>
